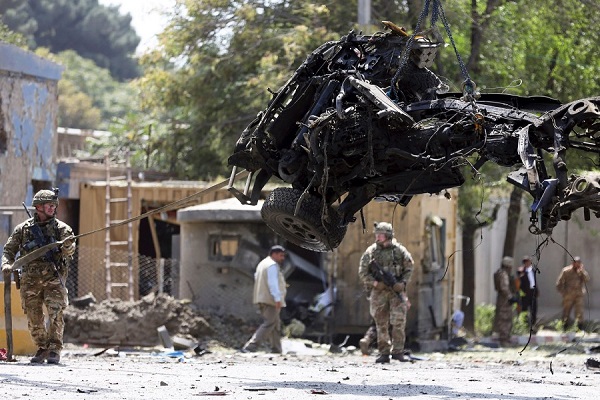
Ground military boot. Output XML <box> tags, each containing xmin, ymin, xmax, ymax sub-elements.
<box><xmin>46</xmin><ymin>351</ymin><xmax>61</xmax><ymax>364</ymax></box>
<box><xmin>391</xmin><ymin>353</ymin><xmax>408</xmax><ymax>362</ymax></box>
<box><xmin>30</xmin><ymin>348</ymin><xmax>48</xmax><ymax>364</ymax></box>
<box><xmin>375</xmin><ymin>354</ymin><xmax>390</xmax><ymax>364</ymax></box>
<box><xmin>359</xmin><ymin>338</ymin><xmax>370</xmax><ymax>355</ymax></box>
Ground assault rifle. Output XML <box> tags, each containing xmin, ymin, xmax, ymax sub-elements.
<box><xmin>21</xmin><ymin>202</ymin><xmax>66</xmax><ymax>289</ymax></box>
<box><xmin>369</xmin><ymin>259</ymin><xmax>404</xmax><ymax>301</ymax></box>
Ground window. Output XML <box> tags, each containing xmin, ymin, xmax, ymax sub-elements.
<box><xmin>426</xmin><ymin>215</ymin><xmax>446</xmax><ymax>272</ymax></box>
<box><xmin>208</xmin><ymin>234</ymin><xmax>239</xmax><ymax>262</ymax></box>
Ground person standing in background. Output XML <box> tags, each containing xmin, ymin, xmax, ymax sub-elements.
<box><xmin>493</xmin><ymin>256</ymin><xmax>517</xmax><ymax>346</ymax></box>
<box><xmin>519</xmin><ymin>256</ymin><xmax>539</xmax><ymax>330</ymax></box>
<box><xmin>242</xmin><ymin>245</ymin><xmax>287</xmax><ymax>354</ymax></box>
<box><xmin>556</xmin><ymin>256</ymin><xmax>590</xmax><ymax>330</ymax></box>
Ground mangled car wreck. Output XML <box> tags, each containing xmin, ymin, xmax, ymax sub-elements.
<box><xmin>227</xmin><ymin>22</ymin><xmax>600</xmax><ymax>252</ymax></box>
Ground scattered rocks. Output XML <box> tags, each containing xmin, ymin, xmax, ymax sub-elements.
<box><xmin>64</xmin><ymin>293</ymin><xmax>252</xmax><ymax>348</ymax></box>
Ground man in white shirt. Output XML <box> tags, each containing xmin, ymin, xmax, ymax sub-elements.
<box><xmin>518</xmin><ymin>256</ymin><xmax>539</xmax><ymax>329</ymax></box>
<box><xmin>242</xmin><ymin>245</ymin><xmax>287</xmax><ymax>353</ymax></box>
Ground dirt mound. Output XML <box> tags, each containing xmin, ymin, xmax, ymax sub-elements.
<box><xmin>64</xmin><ymin>293</ymin><xmax>253</xmax><ymax>349</ymax></box>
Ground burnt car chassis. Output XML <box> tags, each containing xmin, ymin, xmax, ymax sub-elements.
<box><xmin>227</xmin><ymin>25</ymin><xmax>600</xmax><ymax>252</ymax></box>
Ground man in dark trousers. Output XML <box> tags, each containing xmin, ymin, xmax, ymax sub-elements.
<box><xmin>519</xmin><ymin>256</ymin><xmax>539</xmax><ymax>329</ymax></box>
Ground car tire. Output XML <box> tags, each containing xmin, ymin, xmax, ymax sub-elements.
<box><xmin>261</xmin><ymin>187</ymin><xmax>347</xmax><ymax>252</ymax></box>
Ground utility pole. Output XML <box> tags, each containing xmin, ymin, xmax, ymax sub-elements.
<box><xmin>358</xmin><ymin>0</ymin><xmax>371</xmax><ymax>28</ymax></box>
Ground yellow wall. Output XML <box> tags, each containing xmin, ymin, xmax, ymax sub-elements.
<box><xmin>0</xmin><ymin>282</ymin><xmax>37</xmax><ymax>355</ymax></box>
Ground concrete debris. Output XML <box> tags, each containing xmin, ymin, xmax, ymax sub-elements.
<box><xmin>196</xmin><ymin>391</ymin><xmax>228</xmax><ymax>396</ymax></box>
<box><xmin>157</xmin><ymin>325</ymin><xmax>174</xmax><ymax>348</ymax></box>
<box><xmin>76</xmin><ymin>388</ymin><xmax>98</xmax><ymax>394</ymax></box>
<box><xmin>172</xmin><ymin>335</ymin><xmax>199</xmax><ymax>350</ymax></box>
<box><xmin>64</xmin><ymin>293</ymin><xmax>253</xmax><ymax>349</ymax></box>
<box><xmin>585</xmin><ymin>358</ymin><xmax>600</xmax><ymax>370</ymax></box>
<box><xmin>71</xmin><ymin>292</ymin><xmax>97</xmax><ymax>308</ymax></box>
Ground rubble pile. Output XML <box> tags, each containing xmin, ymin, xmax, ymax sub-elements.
<box><xmin>64</xmin><ymin>293</ymin><xmax>253</xmax><ymax>349</ymax></box>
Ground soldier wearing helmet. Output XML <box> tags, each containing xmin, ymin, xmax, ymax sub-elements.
<box><xmin>358</xmin><ymin>221</ymin><xmax>414</xmax><ymax>364</ymax></box>
<box><xmin>2</xmin><ymin>188</ymin><xmax>75</xmax><ymax>364</ymax></box>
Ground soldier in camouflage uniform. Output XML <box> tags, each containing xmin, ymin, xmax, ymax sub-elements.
<box><xmin>556</xmin><ymin>256</ymin><xmax>590</xmax><ymax>329</ymax></box>
<box><xmin>359</xmin><ymin>320</ymin><xmax>378</xmax><ymax>355</ymax></box>
<box><xmin>358</xmin><ymin>222</ymin><xmax>413</xmax><ymax>364</ymax></box>
<box><xmin>493</xmin><ymin>256</ymin><xmax>516</xmax><ymax>346</ymax></box>
<box><xmin>2</xmin><ymin>189</ymin><xmax>75</xmax><ymax>364</ymax></box>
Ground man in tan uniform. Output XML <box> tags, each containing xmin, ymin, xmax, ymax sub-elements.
<box><xmin>556</xmin><ymin>256</ymin><xmax>590</xmax><ymax>330</ymax></box>
<box><xmin>242</xmin><ymin>245</ymin><xmax>287</xmax><ymax>353</ymax></box>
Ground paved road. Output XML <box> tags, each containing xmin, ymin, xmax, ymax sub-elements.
<box><xmin>0</xmin><ymin>341</ymin><xmax>597</xmax><ymax>399</ymax></box>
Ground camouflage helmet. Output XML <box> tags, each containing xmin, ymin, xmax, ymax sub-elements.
<box><xmin>373</xmin><ymin>221</ymin><xmax>394</xmax><ymax>238</ymax></box>
<box><xmin>501</xmin><ymin>256</ymin><xmax>514</xmax><ymax>268</ymax></box>
<box><xmin>32</xmin><ymin>189</ymin><xmax>59</xmax><ymax>207</ymax></box>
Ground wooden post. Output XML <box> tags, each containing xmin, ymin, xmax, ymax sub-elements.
<box><xmin>3</xmin><ymin>271</ymin><xmax>14</xmax><ymax>361</ymax></box>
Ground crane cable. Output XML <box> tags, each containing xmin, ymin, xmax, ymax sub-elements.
<box><xmin>392</xmin><ymin>0</ymin><xmax>477</xmax><ymax>101</ymax></box>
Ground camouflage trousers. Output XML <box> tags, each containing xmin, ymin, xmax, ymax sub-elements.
<box><xmin>362</xmin><ymin>322</ymin><xmax>378</xmax><ymax>346</ymax></box>
<box><xmin>369</xmin><ymin>288</ymin><xmax>408</xmax><ymax>355</ymax></box>
<box><xmin>562</xmin><ymin>293</ymin><xmax>584</xmax><ymax>324</ymax></box>
<box><xmin>493</xmin><ymin>297</ymin><xmax>513</xmax><ymax>342</ymax></box>
<box><xmin>20</xmin><ymin>265</ymin><xmax>68</xmax><ymax>351</ymax></box>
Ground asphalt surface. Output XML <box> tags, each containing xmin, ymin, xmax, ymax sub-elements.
<box><xmin>0</xmin><ymin>340</ymin><xmax>598</xmax><ymax>399</ymax></box>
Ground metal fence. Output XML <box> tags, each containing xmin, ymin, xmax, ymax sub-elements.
<box><xmin>66</xmin><ymin>246</ymin><xmax>179</xmax><ymax>302</ymax></box>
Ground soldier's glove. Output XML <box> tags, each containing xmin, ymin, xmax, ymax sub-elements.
<box><xmin>373</xmin><ymin>281</ymin><xmax>386</xmax><ymax>290</ymax></box>
<box><xmin>2</xmin><ymin>264</ymin><xmax>12</xmax><ymax>273</ymax></box>
<box><xmin>61</xmin><ymin>236</ymin><xmax>76</xmax><ymax>257</ymax></box>
<box><xmin>392</xmin><ymin>282</ymin><xmax>406</xmax><ymax>293</ymax></box>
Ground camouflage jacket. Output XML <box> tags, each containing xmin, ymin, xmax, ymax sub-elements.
<box><xmin>358</xmin><ymin>239</ymin><xmax>414</xmax><ymax>290</ymax></box>
<box><xmin>2</xmin><ymin>216</ymin><xmax>75</xmax><ymax>270</ymax></box>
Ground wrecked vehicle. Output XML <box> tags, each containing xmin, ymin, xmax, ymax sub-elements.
<box><xmin>227</xmin><ymin>22</ymin><xmax>600</xmax><ymax>252</ymax></box>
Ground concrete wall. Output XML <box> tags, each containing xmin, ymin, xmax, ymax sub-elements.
<box><xmin>178</xmin><ymin>220</ymin><xmax>274</xmax><ymax>318</ymax></box>
<box><xmin>0</xmin><ymin>42</ymin><xmax>62</xmax><ymax>244</ymax></box>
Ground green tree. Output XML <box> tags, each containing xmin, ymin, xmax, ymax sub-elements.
<box><xmin>138</xmin><ymin>0</ymin><xmax>347</xmax><ymax>179</ymax></box>
<box><xmin>443</xmin><ymin>0</ymin><xmax>600</xmax><ymax>330</ymax></box>
<box><xmin>58</xmin><ymin>80</ymin><xmax>102</xmax><ymax>129</ymax></box>
<box><xmin>36</xmin><ymin>49</ymin><xmax>138</xmax><ymax>129</ymax></box>
<box><xmin>0</xmin><ymin>0</ymin><xmax>140</xmax><ymax>80</ymax></box>
<box><xmin>0</xmin><ymin>17</ymin><xmax>27</xmax><ymax>46</ymax></box>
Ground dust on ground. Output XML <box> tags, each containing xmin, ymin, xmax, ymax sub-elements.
<box><xmin>9</xmin><ymin>293</ymin><xmax>600</xmax><ymax>399</ymax></box>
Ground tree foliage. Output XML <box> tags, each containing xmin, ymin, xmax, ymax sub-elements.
<box><xmin>0</xmin><ymin>0</ymin><xmax>140</xmax><ymax>80</ymax></box>
<box><xmin>0</xmin><ymin>17</ymin><xmax>26</xmax><ymax>46</ymax></box>
<box><xmin>108</xmin><ymin>0</ymin><xmax>600</xmax><ymax>180</ymax></box>
<box><xmin>138</xmin><ymin>0</ymin><xmax>346</xmax><ymax>178</ymax></box>
<box><xmin>35</xmin><ymin>48</ymin><xmax>138</xmax><ymax>129</ymax></box>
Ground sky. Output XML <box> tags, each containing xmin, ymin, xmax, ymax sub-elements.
<box><xmin>98</xmin><ymin>0</ymin><xmax>174</xmax><ymax>54</ymax></box>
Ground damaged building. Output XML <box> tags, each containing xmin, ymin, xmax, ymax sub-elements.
<box><xmin>0</xmin><ymin>41</ymin><xmax>461</xmax><ymax>349</ymax></box>
<box><xmin>175</xmin><ymin>191</ymin><xmax>459</xmax><ymax>346</ymax></box>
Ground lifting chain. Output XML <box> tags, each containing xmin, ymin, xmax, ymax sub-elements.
<box><xmin>392</xmin><ymin>0</ymin><xmax>477</xmax><ymax>103</ymax></box>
